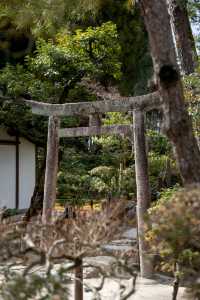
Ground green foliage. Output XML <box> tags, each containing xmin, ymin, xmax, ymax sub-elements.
<box><xmin>145</xmin><ymin>130</ymin><xmax>180</xmax><ymax>199</ymax></box>
<box><xmin>89</xmin><ymin>165</ymin><xmax>117</xmax><ymax>195</ymax></box>
<box><xmin>149</xmin><ymin>153</ymin><xmax>171</xmax><ymax>198</ymax></box>
<box><xmin>0</xmin><ymin>100</ymin><xmax>47</xmax><ymax>145</ymax></box>
<box><xmin>120</xmin><ymin>166</ymin><xmax>136</xmax><ymax>198</ymax></box>
<box><xmin>0</xmin><ymin>0</ymin><xmax>182</xmax><ymax>208</ymax></box>
<box><xmin>0</xmin><ymin>0</ymin><xmax>152</xmax><ymax>95</ymax></box>
<box><xmin>147</xmin><ymin>130</ymin><xmax>171</xmax><ymax>155</ymax></box>
<box><xmin>93</xmin><ymin>1</ymin><xmax>152</xmax><ymax>95</ymax></box>
<box><xmin>0</xmin><ymin>64</ymin><xmax>57</xmax><ymax>100</ymax></box>
<box><xmin>188</xmin><ymin>0</ymin><xmax>200</xmax><ymax>25</ymax></box>
<box><xmin>184</xmin><ymin>60</ymin><xmax>200</xmax><ymax>135</ymax></box>
<box><xmin>0</xmin><ymin>22</ymin><xmax>121</xmax><ymax>101</ymax></box>
<box><xmin>57</xmin><ymin>146</ymin><xmax>102</xmax><ymax>204</ymax></box>
<box><xmin>0</xmin><ymin>0</ymin><xmax>103</xmax><ymax>37</ymax></box>
<box><xmin>103</xmin><ymin>112</ymin><xmax>131</xmax><ymax>125</ymax></box>
<box><xmin>57</xmin><ymin>123</ymin><xmax>180</xmax><ymax>205</ymax></box>
<box><xmin>148</xmin><ymin>150</ymin><xmax>180</xmax><ymax>200</ymax></box>
<box><xmin>184</xmin><ymin>60</ymin><xmax>200</xmax><ymax>103</ymax></box>
<box><xmin>149</xmin><ymin>184</ymin><xmax>181</xmax><ymax>212</ymax></box>
<box><xmin>0</xmin><ymin>21</ymin><xmax>121</xmax><ymax>150</ymax></box>
<box><xmin>57</xmin><ymin>116</ymin><xmax>134</xmax><ymax>203</ymax></box>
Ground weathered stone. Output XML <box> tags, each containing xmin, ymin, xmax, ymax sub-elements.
<box><xmin>25</xmin><ymin>92</ymin><xmax>161</xmax><ymax>116</ymax></box>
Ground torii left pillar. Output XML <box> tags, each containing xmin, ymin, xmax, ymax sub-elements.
<box><xmin>42</xmin><ymin>116</ymin><xmax>60</xmax><ymax>224</ymax></box>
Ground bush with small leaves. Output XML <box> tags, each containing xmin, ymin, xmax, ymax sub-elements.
<box><xmin>145</xmin><ymin>186</ymin><xmax>200</xmax><ymax>297</ymax></box>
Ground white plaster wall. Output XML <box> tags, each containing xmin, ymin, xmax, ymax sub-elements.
<box><xmin>0</xmin><ymin>145</ymin><xmax>16</xmax><ymax>208</ymax></box>
<box><xmin>19</xmin><ymin>138</ymin><xmax>35</xmax><ymax>209</ymax></box>
<box><xmin>0</xmin><ymin>128</ymin><xmax>36</xmax><ymax>209</ymax></box>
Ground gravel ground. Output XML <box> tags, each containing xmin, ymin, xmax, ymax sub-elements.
<box><xmin>68</xmin><ymin>276</ymin><xmax>186</xmax><ymax>300</ymax></box>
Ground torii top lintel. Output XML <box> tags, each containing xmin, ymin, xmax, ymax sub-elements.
<box><xmin>25</xmin><ymin>92</ymin><xmax>161</xmax><ymax>117</ymax></box>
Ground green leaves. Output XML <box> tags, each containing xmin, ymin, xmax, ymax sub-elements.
<box><xmin>56</xmin><ymin>21</ymin><xmax>121</xmax><ymax>81</ymax></box>
<box><xmin>0</xmin><ymin>22</ymin><xmax>121</xmax><ymax>102</ymax></box>
<box><xmin>0</xmin><ymin>0</ymin><xmax>70</xmax><ymax>37</ymax></box>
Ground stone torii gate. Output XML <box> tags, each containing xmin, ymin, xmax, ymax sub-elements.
<box><xmin>25</xmin><ymin>91</ymin><xmax>160</xmax><ymax>223</ymax></box>
<box><xmin>25</xmin><ymin>91</ymin><xmax>160</xmax><ymax>280</ymax></box>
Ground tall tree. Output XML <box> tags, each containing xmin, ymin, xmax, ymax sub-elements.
<box><xmin>0</xmin><ymin>21</ymin><xmax>121</xmax><ymax>219</ymax></box>
<box><xmin>139</xmin><ymin>0</ymin><xmax>200</xmax><ymax>184</ymax></box>
<box><xmin>168</xmin><ymin>0</ymin><xmax>198</xmax><ymax>74</ymax></box>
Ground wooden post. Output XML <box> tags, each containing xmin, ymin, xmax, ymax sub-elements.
<box><xmin>74</xmin><ymin>258</ymin><xmax>83</xmax><ymax>300</ymax></box>
<box><xmin>42</xmin><ymin>116</ymin><xmax>60</xmax><ymax>224</ymax></box>
<box><xmin>133</xmin><ymin>110</ymin><xmax>153</xmax><ymax>278</ymax></box>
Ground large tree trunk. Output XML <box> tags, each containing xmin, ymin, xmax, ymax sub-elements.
<box><xmin>133</xmin><ymin>110</ymin><xmax>153</xmax><ymax>278</ymax></box>
<box><xmin>139</xmin><ymin>0</ymin><xmax>200</xmax><ymax>185</ymax></box>
<box><xmin>168</xmin><ymin>0</ymin><xmax>198</xmax><ymax>74</ymax></box>
<box><xmin>42</xmin><ymin>116</ymin><xmax>60</xmax><ymax>224</ymax></box>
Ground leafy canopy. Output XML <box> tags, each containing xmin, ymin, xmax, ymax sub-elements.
<box><xmin>0</xmin><ymin>21</ymin><xmax>121</xmax><ymax>101</ymax></box>
<box><xmin>0</xmin><ymin>0</ymin><xmax>104</xmax><ymax>37</ymax></box>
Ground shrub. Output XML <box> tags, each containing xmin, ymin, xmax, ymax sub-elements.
<box><xmin>145</xmin><ymin>186</ymin><xmax>200</xmax><ymax>296</ymax></box>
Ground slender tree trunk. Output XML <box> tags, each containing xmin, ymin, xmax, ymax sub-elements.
<box><xmin>74</xmin><ymin>258</ymin><xmax>83</xmax><ymax>300</ymax></box>
<box><xmin>42</xmin><ymin>116</ymin><xmax>60</xmax><ymax>224</ymax></box>
<box><xmin>133</xmin><ymin>110</ymin><xmax>153</xmax><ymax>278</ymax></box>
<box><xmin>168</xmin><ymin>0</ymin><xmax>198</xmax><ymax>74</ymax></box>
<box><xmin>172</xmin><ymin>263</ymin><xmax>180</xmax><ymax>300</ymax></box>
<box><xmin>24</xmin><ymin>155</ymin><xmax>46</xmax><ymax>222</ymax></box>
<box><xmin>139</xmin><ymin>0</ymin><xmax>200</xmax><ymax>185</ymax></box>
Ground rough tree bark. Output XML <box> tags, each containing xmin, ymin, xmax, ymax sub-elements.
<box><xmin>139</xmin><ymin>0</ymin><xmax>200</xmax><ymax>185</ymax></box>
<box><xmin>133</xmin><ymin>110</ymin><xmax>153</xmax><ymax>278</ymax></box>
<box><xmin>168</xmin><ymin>0</ymin><xmax>198</xmax><ymax>74</ymax></box>
<box><xmin>42</xmin><ymin>116</ymin><xmax>60</xmax><ymax>224</ymax></box>
<box><xmin>24</xmin><ymin>154</ymin><xmax>46</xmax><ymax>222</ymax></box>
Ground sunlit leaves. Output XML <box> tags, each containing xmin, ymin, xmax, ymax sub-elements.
<box><xmin>56</xmin><ymin>21</ymin><xmax>121</xmax><ymax>80</ymax></box>
<box><xmin>0</xmin><ymin>0</ymin><xmax>105</xmax><ymax>37</ymax></box>
<box><xmin>183</xmin><ymin>60</ymin><xmax>200</xmax><ymax>135</ymax></box>
<box><xmin>0</xmin><ymin>22</ymin><xmax>121</xmax><ymax>101</ymax></box>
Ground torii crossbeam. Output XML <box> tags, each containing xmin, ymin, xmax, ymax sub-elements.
<box><xmin>59</xmin><ymin>125</ymin><xmax>133</xmax><ymax>138</ymax></box>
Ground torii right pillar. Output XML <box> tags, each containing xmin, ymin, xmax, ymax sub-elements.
<box><xmin>133</xmin><ymin>110</ymin><xmax>153</xmax><ymax>278</ymax></box>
